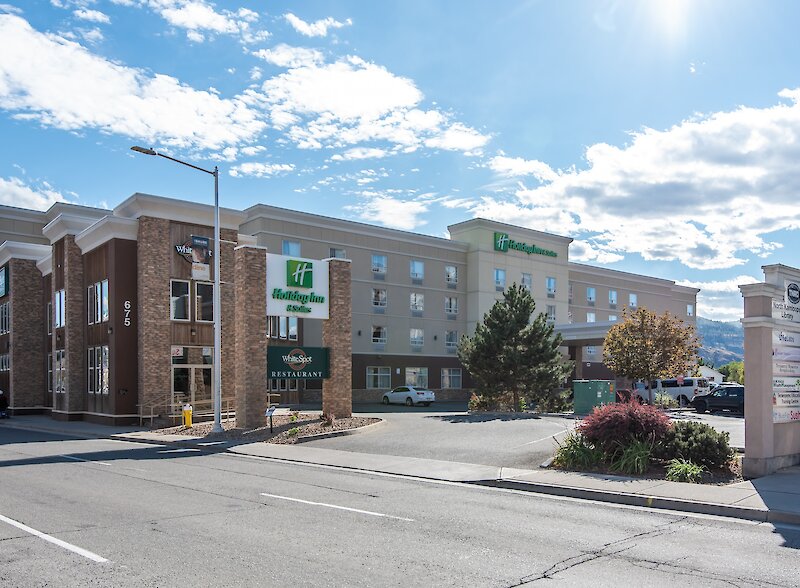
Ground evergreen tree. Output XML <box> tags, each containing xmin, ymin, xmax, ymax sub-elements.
<box><xmin>458</xmin><ymin>284</ymin><xmax>572</xmax><ymax>411</ymax></box>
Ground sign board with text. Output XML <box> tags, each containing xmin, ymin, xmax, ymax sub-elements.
<box><xmin>266</xmin><ymin>254</ymin><xmax>329</xmax><ymax>319</ymax></box>
<box><xmin>267</xmin><ymin>346</ymin><xmax>330</xmax><ymax>379</ymax></box>
<box><xmin>773</xmin><ymin>326</ymin><xmax>800</xmax><ymax>423</ymax></box>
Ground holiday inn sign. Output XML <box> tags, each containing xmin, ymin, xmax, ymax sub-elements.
<box><xmin>266</xmin><ymin>254</ymin><xmax>330</xmax><ymax>319</ymax></box>
<box><xmin>494</xmin><ymin>232</ymin><xmax>557</xmax><ymax>258</ymax></box>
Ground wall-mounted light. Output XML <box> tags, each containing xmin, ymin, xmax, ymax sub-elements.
<box><xmin>357</xmin><ymin>330</ymin><xmax>361</xmax><ymax>336</ymax></box>
<box><xmin>107</xmin><ymin>326</ymin><xmax>113</xmax><ymax>335</ymax></box>
<box><xmin>433</xmin><ymin>335</ymin><xmax>438</xmax><ymax>341</ymax></box>
<box><xmin>191</xmin><ymin>327</ymin><xmax>197</xmax><ymax>337</ymax></box>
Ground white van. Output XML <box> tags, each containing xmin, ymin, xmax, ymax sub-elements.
<box><xmin>634</xmin><ymin>378</ymin><xmax>711</xmax><ymax>406</ymax></box>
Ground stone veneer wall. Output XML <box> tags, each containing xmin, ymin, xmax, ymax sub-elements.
<box><xmin>220</xmin><ymin>228</ymin><xmax>237</xmax><ymax>406</ymax></box>
<box><xmin>322</xmin><ymin>259</ymin><xmax>353</xmax><ymax>418</ymax></box>
<box><xmin>9</xmin><ymin>258</ymin><xmax>44</xmax><ymax>409</ymax></box>
<box><xmin>234</xmin><ymin>246</ymin><xmax>267</xmax><ymax>428</ymax></box>
<box><xmin>64</xmin><ymin>235</ymin><xmax>85</xmax><ymax>413</ymax></box>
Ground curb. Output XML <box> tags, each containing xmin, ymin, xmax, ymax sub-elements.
<box><xmin>293</xmin><ymin>418</ymin><xmax>385</xmax><ymax>443</ymax></box>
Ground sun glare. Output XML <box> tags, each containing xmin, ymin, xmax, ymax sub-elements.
<box><xmin>649</xmin><ymin>0</ymin><xmax>692</xmax><ymax>43</ymax></box>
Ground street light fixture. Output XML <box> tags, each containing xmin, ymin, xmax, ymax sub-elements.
<box><xmin>131</xmin><ymin>146</ymin><xmax>224</xmax><ymax>434</ymax></box>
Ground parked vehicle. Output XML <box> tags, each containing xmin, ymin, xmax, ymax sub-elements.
<box><xmin>382</xmin><ymin>386</ymin><xmax>435</xmax><ymax>407</ymax></box>
<box><xmin>692</xmin><ymin>385</ymin><xmax>744</xmax><ymax>414</ymax></box>
<box><xmin>633</xmin><ymin>378</ymin><xmax>711</xmax><ymax>406</ymax></box>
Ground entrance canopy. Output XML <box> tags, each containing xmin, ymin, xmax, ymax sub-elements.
<box><xmin>555</xmin><ymin>321</ymin><xmax>615</xmax><ymax>347</ymax></box>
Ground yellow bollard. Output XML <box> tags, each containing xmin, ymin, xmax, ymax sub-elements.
<box><xmin>182</xmin><ymin>403</ymin><xmax>193</xmax><ymax>428</ymax></box>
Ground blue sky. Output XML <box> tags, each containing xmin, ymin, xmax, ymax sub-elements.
<box><xmin>2</xmin><ymin>1</ymin><xmax>800</xmax><ymax>322</ymax></box>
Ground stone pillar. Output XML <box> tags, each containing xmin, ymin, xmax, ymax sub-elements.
<box><xmin>9</xmin><ymin>258</ymin><xmax>44</xmax><ymax>409</ymax></box>
<box><xmin>322</xmin><ymin>259</ymin><xmax>352</xmax><ymax>418</ymax></box>
<box><xmin>220</xmin><ymin>229</ymin><xmax>238</xmax><ymax>413</ymax></box>
<box><xmin>63</xmin><ymin>235</ymin><xmax>85</xmax><ymax>414</ymax></box>
<box><xmin>234</xmin><ymin>245</ymin><xmax>268</xmax><ymax>429</ymax></box>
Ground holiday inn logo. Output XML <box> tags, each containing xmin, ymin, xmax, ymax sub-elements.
<box><xmin>493</xmin><ymin>232</ymin><xmax>557</xmax><ymax>258</ymax></box>
<box><xmin>287</xmin><ymin>259</ymin><xmax>313</xmax><ymax>288</ymax></box>
<box><xmin>494</xmin><ymin>232</ymin><xmax>510</xmax><ymax>252</ymax></box>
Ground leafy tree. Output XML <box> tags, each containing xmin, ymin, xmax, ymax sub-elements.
<box><xmin>458</xmin><ymin>284</ymin><xmax>573</xmax><ymax>411</ymax></box>
<box><xmin>602</xmin><ymin>307</ymin><xmax>700</xmax><ymax>404</ymax></box>
<box><xmin>718</xmin><ymin>360</ymin><xmax>744</xmax><ymax>384</ymax></box>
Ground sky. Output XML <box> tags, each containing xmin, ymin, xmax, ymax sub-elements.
<box><xmin>2</xmin><ymin>1</ymin><xmax>800</xmax><ymax>323</ymax></box>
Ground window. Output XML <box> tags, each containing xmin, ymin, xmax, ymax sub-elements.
<box><xmin>405</xmin><ymin>367</ymin><xmax>428</xmax><ymax>388</ymax></box>
<box><xmin>521</xmin><ymin>273</ymin><xmax>532</xmax><ymax>291</ymax></box>
<box><xmin>87</xmin><ymin>345</ymin><xmax>109</xmax><ymax>395</ymax></box>
<box><xmin>587</xmin><ymin>312</ymin><xmax>596</xmax><ymax>323</ymax></box>
<box><xmin>329</xmin><ymin>248</ymin><xmax>346</xmax><ymax>259</ymax></box>
<box><xmin>288</xmin><ymin>316</ymin><xmax>298</xmax><ymax>341</ymax></box>
<box><xmin>629</xmin><ymin>293</ymin><xmax>638</xmax><ymax>308</ymax></box>
<box><xmin>410</xmin><ymin>328</ymin><xmax>424</xmax><ymax>347</ymax></box>
<box><xmin>196</xmin><ymin>282</ymin><xmax>214</xmax><ymax>322</ymax></box>
<box><xmin>444</xmin><ymin>297</ymin><xmax>458</xmax><ymax>315</ymax></box>
<box><xmin>445</xmin><ymin>330</ymin><xmax>459</xmax><ymax>350</ymax></box>
<box><xmin>494</xmin><ymin>268</ymin><xmax>506</xmax><ymax>289</ymax></box>
<box><xmin>568</xmin><ymin>283</ymin><xmax>573</xmax><ymax>303</ymax></box>
<box><xmin>441</xmin><ymin>368</ymin><xmax>462</xmax><ymax>389</ymax></box>
<box><xmin>410</xmin><ymin>292</ymin><xmax>424</xmax><ymax>312</ymax></box>
<box><xmin>372</xmin><ymin>325</ymin><xmax>387</xmax><ymax>344</ymax></box>
<box><xmin>54</xmin><ymin>349</ymin><xmax>66</xmax><ymax>393</ymax></box>
<box><xmin>586</xmin><ymin>345</ymin><xmax>596</xmax><ymax>356</ymax></box>
<box><xmin>279</xmin><ymin>316</ymin><xmax>288</xmax><ymax>339</ymax></box>
<box><xmin>687</xmin><ymin>304</ymin><xmax>694</xmax><ymax>317</ymax></box>
<box><xmin>445</xmin><ymin>265</ymin><xmax>458</xmax><ymax>284</ymax></box>
<box><xmin>546</xmin><ymin>305</ymin><xmax>556</xmax><ymax>321</ymax></box>
<box><xmin>282</xmin><ymin>240</ymin><xmax>301</xmax><ymax>256</ymax></box>
<box><xmin>367</xmin><ymin>366</ymin><xmax>391</xmax><ymax>389</ymax></box>
<box><xmin>54</xmin><ymin>289</ymin><xmax>65</xmax><ymax>328</ymax></box>
<box><xmin>410</xmin><ymin>260</ymin><xmax>424</xmax><ymax>280</ymax></box>
<box><xmin>170</xmin><ymin>280</ymin><xmax>190</xmax><ymax>321</ymax></box>
<box><xmin>371</xmin><ymin>254</ymin><xmax>387</xmax><ymax>274</ymax></box>
<box><xmin>0</xmin><ymin>301</ymin><xmax>8</xmax><ymax>334</ymax></box>
<box><xmin>609</xmin><ymin>290</ymin><xmax>618</xmax><ymax>306</ymax></box>
<box><xmin>267</xmin><ymin>316</ymin><xmax>296</xmax><ymax>340</ymax></box>
<box><xmin>546</xmin><ymin>277</ymin><xmax>556</xmax><ymax>297</ymax></box>
<box><xmin>0</xmin><ymin>354</ymin><xmax>8</xmax><ymax>372</ymax></box>
<box><xmin>586</xmin><ymin>287</ymin><xmax>596</xmax><ymax>303</ymax></box>
<box><xmin>47</xmin><ymin>353</ymin><xmax>53</xmax><ymax>393</ymax></box>
<box><xmin>372</xmin><ymin>288</ymin><xmax>387</xmax><ymax>307</ymax></box>
<box><xmin>47</xmin><ymin>302</ymin><xmax>52</xmax><ymax>335</ymax></box>
<box><xmin>609</xmin><ymin>314</ymin><xmax>618</xmax><ymax>322</ymax></box>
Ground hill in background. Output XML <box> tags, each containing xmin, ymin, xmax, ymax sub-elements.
<box><xmin>696</xmin><ymin>316</ymin><xmax>743</xmax><ymax>367</ymax></box>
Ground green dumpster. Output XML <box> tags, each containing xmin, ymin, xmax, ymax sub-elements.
<box><xmin>573</xmin><ymin>380</ymin><xmax>616</xmax><ymax>415</ymax></box>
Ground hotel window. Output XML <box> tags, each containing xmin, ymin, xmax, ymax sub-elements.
<box><xmin>47</xmin><ymin>353</ymin><xmax>53</xmax><ymax>393</ymax></box>
<box><xmin>445</xmin><ymin>265</ymin><xmax>458</xmax><ymax>284</ymax></box>
<box><xmin>586</xmin><ymin>345</ymin><xmax>596</xmax><ymax>356</ymax></box>
<box><xmin>54</xmin><ymin>349</ymin><xmax>66</xmax><ymax>393</ymax></box>
<box><xmin>410</xmin><ymin>292</ymin><xmax>424</xmax><ymax>312</ymax></box>
<box><xmin>405</xmin><ymin>367</ymin><xmax>428</xmax><ymax>388</ymax></box>
<box><xmin>0</xmin><ymin>301</ymin><xmax>8</xmax><ymax>334</ymax></box>
<box><xmin>288</xmin><ymin>317</ymin><xmax>298</xmax><ymax>341</ymax></box>
<box><xmin>372</xmin><ymin>325</ymin><xmax>387</xmax><ymax>344</ymax></box>
<box><xmin>170</xmin><ymin>280</ymin><xmax>190</xmax><ymax>321</ymax></box>
<box><xmin>687</xmin><ymin>304</ymin><xmax>694</xmax><ymax>317</ymax></box>
<box><xmin>445</xmin><ymin>297</ymin><xmax>458</xmax><ymax>315</ymax></box>
<box><xmin>494</xmin><ymin>268</ymin><xmax>506</xmax><ymax>290</ymax></box>
<box><xmin>371</xmin><ymin>254</ymin><xmax>387</xmax><ymax>274</ymax></box>
<box><xmin>329</xmin><ymin>247</ymin><xmax>346</xmax><ymax>259</ymax></box>
<box><xmin>372</xmin><ymin>288</ymin><xmax>387</xmax><ymax>307</ymax></box>
<box><xmin>279</xmin><ymin>316</ymin><xmax>288</xmax><ymax>339</ymax></box>
<box><xmin>546</xmin><ymin>277</ymin><xmax>556</xmax><ymax>298</ymax></box>
<box><xmin>609</xmin><ymin>314</ymin><xmax>618</xmax><ymax>322</ymax></box>
<box><xmin>54</xmin><ymin>289</ymin><xmax>66</xmax><ymax>328</ymax></box>
<box><xmin>445</xmin><ymin>330</ymin><xmax>459</xmax><ymax>350</ymax></box>
<box><xmin>441</xmin><ymin>368</ymin><xmax>462</xmax><ymax>389</ymax></box>
<box><xmin>587</xmin><ymin>312</ymin><xmax>596</xmax><ymax>323</ymax></box>
<box><xmin>629</xmin><ymin>293</ymin><xmax>638</xmax><ymax>308</ymax></box>
<box><xmin>367</xmin><ymin>366</ymin><xmax>391</xmax><ymax>389</ymax></box>
<box><xmin>47</xmin><ymin>302</ymin><xmax>52</xmax><ymax>335</ymax></box>
<box><xmin>87</xmin><ymin>279</ymin><xmax>109</xmax><ymax>325</ymax></box>
<box><xmin>196</xmin><ymin>282</ymin><xmax>214</xmax><ymax>322</ymax></box>
<box><xmin>546</xmin><ymin>305</ymin><xmax>556</xmax><ymax>322</ymax></box>
<box><xmin>282</xmin><ymin>240</ymin><xmax>301</xmax><ymax>256</ymax></box>
<box><xmin>521</xmin><ymin>273</ymin><xmax>532</xmax><ymax>291</ymax></box>
<box><xmin>568</xmin><ymin>283</ymin><xmax>573</xmax><ymax>303</ymax></box>
<box><xmin>586</xmin><ymin>287</ymin><xmax>596</xmax><ymax>305</ymax></box>
<box><xmin>87</xmin><ymin>345</ymin><xmax>109</xmax><ymax>395</ymax></box>
<box><xmin>0</xmin><ymin>354</ymin><xmax>8</xmax><ymax>372</ymax></box>
<box><xmin>609</xmin><ymin>289</ymin><xmax>618</xmax><ymax>307</ymax></box>
<box><xmin>410</xmin><ymin>260</ymin><xmax>424</xmax><ymax>280</ymax></box>
<box><xmin>410</xmin><ymin>328</ymin><xmax>424</xmax><ymax>347</ymax></box>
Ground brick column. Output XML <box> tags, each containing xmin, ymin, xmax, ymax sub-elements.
<box><xmin>322</xmin><ymin>259</ymin><xmax>352</xmax><ymax>418</ymax></box>
<box><xmin>63</xmin><ymin>235</ymin><xmax>85</xmax><ymax>413</ymax></box>
<box><xmin>220</xmin><ymin>228</ymin><xmax>238</xmax><ymax>410</ymax></box>
<box><xmin>9</xmin><ymin>258</ymin><xmax>44</xmax><ymax>409</ymax></box>
<box><xmin>234</xmin><ymin>245</ymin><xmax>268</xmax><ymax>428</ymax></box>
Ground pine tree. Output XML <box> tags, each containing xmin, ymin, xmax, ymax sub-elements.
<box><xmin>458</xmin><ymin>284</ymin><xmax>573</xmax><ymax>411</ymax></box>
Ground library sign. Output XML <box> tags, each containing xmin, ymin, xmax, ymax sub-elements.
<box><xmin>267</xmin><ymin>346</ymin><xmax>329</xmax><ymax>379</ymax></box>
<box><xmin>494</xmin><ymin>232</ymin><xmax>557</xmax><ymax>258</ymax></box>
<box><xmin>266</xmin><ymin>254</ymin><xmax>329</xmax><ymax>319</ymax></box>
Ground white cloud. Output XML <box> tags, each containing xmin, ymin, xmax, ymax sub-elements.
<box><xmin>0</xmin><ymin>4</ymin><xmax>23</xmax><ymax>14</ymax></box>
<box><xmin>331</xmin><ymin>147</ymin><xmax>387</xmax><ymax>161</ymax></box>
<box><xmin>160</xmin><ymin>1</ymin><xmax>239</xmax><ymax>35</ymax></box>
<box><xmin>284</xmin><ymin>13</ymin><xmax>351</xmax><ymax>37</ymax></box>
<box><xmin>229</xmin><ymin>162</ymin><xmax>295</xmax><ymax>177</ymax></box>
<box><xmin>0</xmin><ymin>14</ymin><xmax>266</xmax><ymax>151</ymax></box>
<box><xmin>0</xmin><ymin>176</ymin><xmax>71</xmax><ymax>210</ymax></box>
<box><xmin>677</xmin><ymin>275</ymin><xmax>761</xmax><ymax>293</ymax></box>
<box><xmin>345</xmin><ymin>193</ymin><xmax>429</xmax><ymax>231</ymax></box>
<box><xmin>80</xmin><ymin>27</ymin><xmax>104</xmax><ymax>43</ymax></box>
<box><xmin>488</xmin><ymin>155</ymin><xmax>558</xmax><ymax>182</ymax></box>
<box><xmin>249</xmin><ymin>66</ymin><xmax>262</xmax><ymax>81</ymax></box>
<box><xmin>252</xmin><ymin>43</ymin><xmax>324</xmax><ymax>68</ymax></box>
<box><xmin>676</xmin><ymin>275</ymin><xmax>760</xmax><ymax>321</ymax></box>
<box><xmin>73</xmin><ymin>9</ymin><xmax>110</xmax><ymax>24</ymax></box>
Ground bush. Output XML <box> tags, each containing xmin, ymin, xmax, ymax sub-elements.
<box><xmin>468</xmin><ymin>393</ymin><xmax>490</xmax><ymax>411</ymax></box>
<box><xmin>665</xmin><ymin>458</ymin><xmax>705</xmax><ymax>483</ymax></box>
<box><xmin>656</xmin><ymin>421</ymin><xmax>733</xmax><ymax>469</ymax></box>
<box><xmin>579</xmin><ymin>401</ymin><xmax>671</xmax><ymax>455</ymax></box>
<box><xmin>655</xmin><ymin>393</ymin><xmax>678</xmax><ymax>409</ymax></box>
<box><xmin>553</xmin><ymin>433</ymin><xmax>604</xmax><ymax>470</ymax></box>
<box><xmin>535</xmin><ymin>390</ymin><xmax>573</xmax><ymax>414</ymax></box>
<box><xmin>609</xmin><ymin>439</ymin><xmax>652</xmax><ymax>475</ymax></box>
<box><xmin>287</xmin><ymin>427</ymin><xmax>299</xmax><ymax>436</ymax></box>
<box><xmin>320</xmin><ymin>413</ymin><xmax>335</xmax><ymax>427</ymax></box>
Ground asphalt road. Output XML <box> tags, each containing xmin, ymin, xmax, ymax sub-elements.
<box><xmin>2</xmin><ymin>426</ymin><xmax>796</xmax><ymax>587</ymax></box>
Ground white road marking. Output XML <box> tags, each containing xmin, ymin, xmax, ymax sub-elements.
<box><xmin>512</xmin><ymin>425</ymin><xmax>575</xmax><ymax>449</ymax></box>
<box><xmin>158</xmin><ymin>448</ymin><xmax>201</xmax><ymax>453</ymax></box>
<box><xmin>260</xmin><ymin>493</ymin><xmax>414</xmax><ymax>522</ymax></box>
<box><xmin>0</xmin><ymin>514</ymin><xmax>108</xmax><ymax>563</ymax></box>
<box><xmin>61</xmin><ymin>455</ymin><xmax>112</xmax><ymax>466</ymax></box>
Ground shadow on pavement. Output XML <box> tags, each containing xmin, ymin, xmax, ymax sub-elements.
<box><xmin>428</xmin><ymin>413</ymin><xmax>543</xmax><ymax>423</ymax></box>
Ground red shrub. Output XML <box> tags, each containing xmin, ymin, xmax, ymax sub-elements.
<box><xmin>579</xmin><ymin>401</ymin><xmax>671</xmax><ymax>454</ymax></box>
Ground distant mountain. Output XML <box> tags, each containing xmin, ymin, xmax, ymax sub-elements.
<box><xmin>696</xmin><ymin>316</ymin><xmax>743</xmax><ymax>367</ymax></box>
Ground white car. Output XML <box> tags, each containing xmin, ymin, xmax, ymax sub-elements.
<box><xmin>382</xmin><ymin>386</ymin><xmax>435</xmax><ymax>407</ymax></box>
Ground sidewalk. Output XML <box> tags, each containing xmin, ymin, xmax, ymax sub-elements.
<box><xmin>2</xmin><ymin>415</ymin><xmax>799</xmax><ymax>525</ymax></box>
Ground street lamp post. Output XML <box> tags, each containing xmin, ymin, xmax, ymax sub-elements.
<box><xmin>131</xmin><ymin>146</ymin><xmax>224</xmax><ymax>433</ymax></box>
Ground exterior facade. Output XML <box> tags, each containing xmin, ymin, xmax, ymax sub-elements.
<box><xmin>0</xmin><ymin>193</ymin><xmax>698</xmax><ymax>424</ymax></box>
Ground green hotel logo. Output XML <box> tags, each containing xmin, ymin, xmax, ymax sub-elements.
<box><xmin>286</xmin><ymin>259</ymin><xmax>313</xmax><ymax>288</ymax></box>
<box><xmin>493</xmin><ymin>232</ymin><xmax>557</xmax><ymax>258</ymax></box>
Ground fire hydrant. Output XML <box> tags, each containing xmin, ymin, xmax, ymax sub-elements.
<box><xmin>182</xmin><ymin>403</ymin><xmax>193</xmax><ymax>428</ymax></box>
